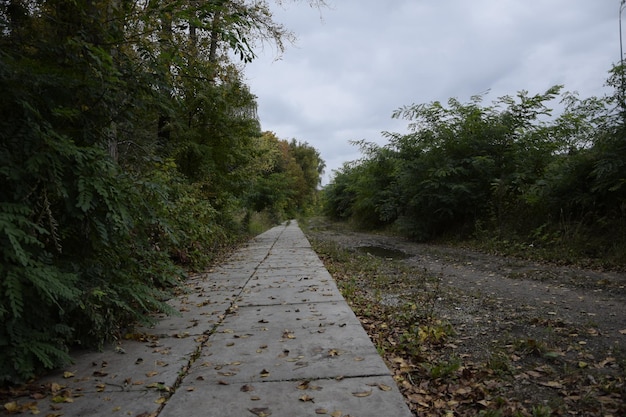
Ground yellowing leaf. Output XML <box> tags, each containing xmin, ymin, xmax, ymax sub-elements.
<box><xmin>51</xmin><ymin>396</ymin><xmax>73</xmax><ymax>404</ymax></box>
<box><xmin>352</xmin><ymin>390</ymin><xmax>372</xmax><ymax>397</ymax></box>
<box><xmin>377</xmin><ymin>383</ymin><xmax>392</xmax><ymax>391</ymax></box>
<box><xmin>63</xmin><ymin>371</ymin><xmax>75</xmax><ymax>379</ymax></box>
<box><xmin>4</xmin><ymin>402</ymin><xmax>19</xmax><ymax>413</ymax></box>
<box><xmin>155</xmin><ymin>397</ymin><xmax>166</xmax><ymax>404</ymax></box>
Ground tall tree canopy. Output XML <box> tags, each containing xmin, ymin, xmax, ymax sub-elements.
<box><xmin>0</xmin><ymin>0</ymin><xmax>325</xmax><ymax>383</ymax></box>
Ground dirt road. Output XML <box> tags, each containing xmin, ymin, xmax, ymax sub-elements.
<box><xmin>305</xmin><ymin>221</ymin><xmax>626</xmax><ymax>416</ymax></box>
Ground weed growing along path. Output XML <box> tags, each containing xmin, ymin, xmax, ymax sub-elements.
<box><xmin>304</xmin><ymin>219</ymin><xmax>625</xmax><ymax>417</ymax></box>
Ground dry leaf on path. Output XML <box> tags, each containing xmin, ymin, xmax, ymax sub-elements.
<box><xmin>248</xmin><ymin>407</ymin><xmax>272</xmax><ymax>416</ymax></box>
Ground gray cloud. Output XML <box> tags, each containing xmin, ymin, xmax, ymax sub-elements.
<box><xmin>245</xmin><ymin>0</ymin><xmax>621</xmax><ymax>183</ymax></box>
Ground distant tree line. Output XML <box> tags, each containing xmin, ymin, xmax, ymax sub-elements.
<box><xmin>324</xmin><ymin>69</ymin><xmax>626</xmax><ymax>266</ymax></box>
<box><xmin>0</xmin><ymin>0</ymin><xmax>324</xmax><ymax>383</ymax></box>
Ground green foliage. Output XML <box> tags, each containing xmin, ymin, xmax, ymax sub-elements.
<box><xmin>0</xmin><ymin>0</ymin><xmax>325</xmax><ymax>384</ymax></box>
<box><xmin>324</xmin><ymin>76</ymin><xmax>626</xmax><ymax>266</ymax></box>
<box><xmin>244</xmin><ymin>133</ymin><xmax>325</xmax><ymax>221</ymax></box>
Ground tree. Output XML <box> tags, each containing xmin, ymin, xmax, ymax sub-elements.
<box><xmin>0</xmin><ymin>0</ymin><xmax>327</xmax><ymax>383</ymax></box>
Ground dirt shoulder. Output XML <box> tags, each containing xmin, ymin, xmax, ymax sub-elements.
<box><xmin>304</xmin><ymin>219</ymin><xmax>626</xmax><ymax>417</ymax></box>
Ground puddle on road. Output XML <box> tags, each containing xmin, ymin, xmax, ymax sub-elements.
<box><xmin>357</xmin><ymin>245</ymin><xmax>411</xmax><ymax>260</ymax></box>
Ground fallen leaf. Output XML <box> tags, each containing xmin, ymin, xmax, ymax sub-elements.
<box><xmin>155</xmin><ymin>397</ymin><xmax>166</xmax><ymax>404</ymax></box>
<box><xmin>248</xmin><ymin>407</ymin><xmax>271</xmax><ymax>416</ymax></box>
<box><xmin>241</xmin><ymin>384</ymin><xmax>255</xmax><ymax>392</ymax></box>
<box><xmin>315</xmin><ymin>408</ymin><xmax>328</xmax><ymax>414</ymax></box>
<box><xmin>51</xmin><ymin>396</ymin><xmax>73</xmax><ymax>404</ymax></box>
<box><xmin>330</xmin><ymin>411</ymin><xmax>342</xmax><ymax>417</ymax></box>
<box><xmin>618</xmin><ymin>329</ymin><xmax>626</xmax><ymax>335</ymax></box>
<box><xmin>4</xmin><ymin>402</ymin><xmax>19</xmax><ymax>413</ymax></box>
<box><xmin>299</xmin><ymin>395</ymin><xmax>314</xmax><ymax>402</ymax></box>
<box><xmin>260</xmin><ymin>369</ymin><xmax>270</xmax><ymax>378</ymax></box>
<box><xmin>539</xmin><ymin>381</ymin><xmax>563</xmax><ymax>389</ymax></box>
<box><xmin>352</xmin><ymin>390</ymin><xmax>372</xmax><ymax>397</ymax></box>
<box><xmin>63</xmin><ymin>371</ymin><xmax>75</xmax><ymax>379</ymax></box>
<box><xmin>146</xmin><ymin>371</ymin><xmax>158</xmax><ymax>377</ymax></box>
<box><xmin>377</xmin><ymin>383</ymin><xmax>392</xmax><ymax>391</ymax></box>
<box><xmin>217</xmin><ymin>380</ymin><xmax>229</xmax><ymax>386</ymax></box>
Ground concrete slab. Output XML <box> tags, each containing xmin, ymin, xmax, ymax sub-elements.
<box><xmin>191</xmin><ymin>320</ymin><xmax>387</xmax><ymax>383</ymax></box>
<box><xmin>220</xmin><ymin>302</ymin><xmax>360</xmax><ymax>331</ymax></box>
<box><xmin>238</xmin><ymin>273</ymin><xmax>343</xmax><ymax>306</ymax></box>
<box><xmin>35</xmin><ymin>336</ymin><xmax>198</xmax><ymax>396</ymax></box>
<box><xmin>10</xmin><ymin>221</ymin><xmax>412</xmax><ymax>417</ymax></box>
<box><xmin>37</xmin><ymin>390</ymin><xmax>164</xmax><ymax>417</ymax></box>
<box><xmin>160</xmin><ymin>375</ymin><xmax>413</xmax><ymax>417</ymax></box>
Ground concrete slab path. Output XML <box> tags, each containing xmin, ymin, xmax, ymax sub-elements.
<box><xmin>29</xmin><ymin>221</ymin><xmax>413</xmax><ymax>417</ymax></box>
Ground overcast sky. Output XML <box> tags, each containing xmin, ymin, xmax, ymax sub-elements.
<box><xmin>244</xmin><ymin>0</ymin><xmax>621</xmax><ymax>184</ymax></box>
